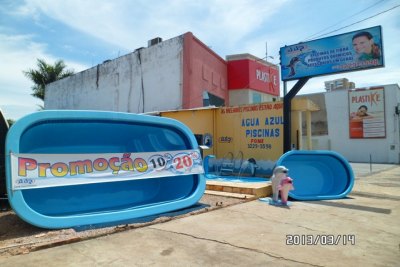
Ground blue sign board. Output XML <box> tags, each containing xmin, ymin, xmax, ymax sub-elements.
<box><xmin>280</xmin><ymin>26</ymin><xmax>384</xmax><ymax>81</ymax></box>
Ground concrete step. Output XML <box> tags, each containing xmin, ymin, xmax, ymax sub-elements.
<box><xmin>206</xmin><ymin>180</ymin><xmax>272</xmax><ymax>198</ymax></box>
<box><xmin>204</xmin><ymin>190</ymin><xmax>256</xmax><ymax>199</ymax></box>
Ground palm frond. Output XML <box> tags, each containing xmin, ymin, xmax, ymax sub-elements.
<box><xmin>23</xmin><ymin>58</ymin><xmax>75</xmax><ymax>101</ymax></box>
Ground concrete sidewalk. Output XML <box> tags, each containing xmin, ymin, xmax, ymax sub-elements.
<box><xmin>350</xmin><ymin>162</ymin><xmax>399</xmax><ymax>177</ymax></box>
<box><xmin>0</xmin><ymin>164</ymin><xmax>399</xmax><ymax>266</ymax></box>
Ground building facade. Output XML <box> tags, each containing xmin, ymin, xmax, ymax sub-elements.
<box><xmin>227</xmin><ymin>54</ymin><xmax>280</xmax><ymax>106</ymax></box>
<box><xmin>159</xmin><ymin>98</ymin><xmax>318</xmax><ymax>176</ymax></box>
<box><xmin>303</xmin><ymin>83</ymin><xmax>400</xmax><ymax>163</ymax></box>
<box><xmin>45</xmin><ymin>32</ymin><xmax>279</xmax><ymax>113</ymax></box>
<box><xmin>44</xmin><ymin>31</ymin><xmax>399</xmax><ymax>164</ymax></box>
<box><xmin>324</xmin><ymin>78</ymin><xmax>355</xmax><ymax>92</ymax></box>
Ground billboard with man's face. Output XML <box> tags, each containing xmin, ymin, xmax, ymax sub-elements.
<box><xmin>280</xmin><ymin>26</ymin><xmax>384</xmax><ymax>81</ymax></box>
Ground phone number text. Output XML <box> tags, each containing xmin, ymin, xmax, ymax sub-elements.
<box><xmin>247</xmin><ymin>144</ymin><xmax>272</xmax><ymax>149</ymax></box>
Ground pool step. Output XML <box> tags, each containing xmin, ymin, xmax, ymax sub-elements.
<box><xmin>220</xmin><ymin>163</ymin><xmax>234</xmax><ymax>175</ymax></box>
<box><xmin>206</xmin><ymin>180</ymin><xmax>272</xmax><ymax>199</ymax></box>
<box><xmin>220</xmin><ymin>168</ymin><xmax>234</xmax><ymax>175</ymax></box>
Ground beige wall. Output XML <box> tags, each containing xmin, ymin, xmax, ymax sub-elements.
<box><xmin>161</xmin><ymin>102</ymin><xmax>294</xmax><ymax>162</ymax></box>
<box><xmin>160</xmin><ymin>108</ymin><xmax>216</xmax><ymax>157</ymax></box>
<box><xmin>161</xmin><ymin>100</ymin><xmax>316</xmax><ymax>162</ymax></box>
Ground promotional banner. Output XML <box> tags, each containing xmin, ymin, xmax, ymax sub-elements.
<box><xmin>11</xmin><ymin>149</ymin><xmax>204</xmax><ymax>190</ymax></box>
<box><xmin>348</xmin><ymin>87</ymin><xmax>385</xmax><ymax>138</ymax></box>
<box><xmin>280</xmin><ymin>26</ymin><xmax>384</xmax><ymax>81</ymax></box>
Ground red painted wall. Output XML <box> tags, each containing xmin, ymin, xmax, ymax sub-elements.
<box><xmin>182</xmin><ymin>32</ymin><xmax>228</xmax><ymax>108</ymax></box>
<box><xmin>227</xmin><ymin>59</ymin><xmax>280</xmax><ymax>96</ymax></box>
<box><xmin>227</xmin><ymin>59</ymin><xmax>250</xmax><ymax>89</ymax></box>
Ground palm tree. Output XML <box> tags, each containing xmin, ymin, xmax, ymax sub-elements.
<box><xmin>23</xmin><ymin>59</ymin><xmax>74</xmax><ymax>101</ymax></box>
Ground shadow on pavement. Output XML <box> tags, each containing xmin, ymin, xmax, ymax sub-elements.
<box><xmin>73</xmin><ymin>203</ymin><xmax>211</xmax><ymax>232</ymax></box>
<box><xmin>304</xmin><ymin>199</ymin><xmax>391</xmax><ymax>214</ymax></box>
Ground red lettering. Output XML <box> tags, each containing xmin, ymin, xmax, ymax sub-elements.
<box><xmin>18</xmin><ymin>157</ymin><xmax>37</xmax><ymax>176</ymax></box>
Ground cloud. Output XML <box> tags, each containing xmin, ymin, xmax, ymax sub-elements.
<box><xmin>0</xmin><ymin>33</ymin><xmax>44</xmax><ymax>120</ymax></box>
<box><xmin>0</xmin><ymin>33</ymin><xmax>47</xmax><ymax>99</ymax></box>
<box><xmin>22</xmin><ymin>0</ymin><xmax>288</xmax><ymax>52</ymax></box>
<box><xmin>0</xmin><ymin>32</ymin><xmax>87</xmax><ymax>95</ymax></box>
<box><xmin>0</xmin><ymin>32</ymin><xmax>88</xmax><ymax>120</ymax></box>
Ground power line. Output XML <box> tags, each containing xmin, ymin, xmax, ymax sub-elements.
<box><xmin>305</xmin><ymin>4</ymin><xmax>400</xmax><ymax>41</ymax></box>
<box><xmin>266</xmin><ymin>2</ymin><xmax>399</xmax><ymax>65</ymax></box>
<box><xmin>303</xmin><ymin>0</ymin><xmax>386</xmax><ymax>42</ymax></box>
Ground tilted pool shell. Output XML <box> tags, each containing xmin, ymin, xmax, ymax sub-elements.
<box><xmin>5</xmin><ymin>110</ymin><xmax>205</xmax><ymax>229</ymax></box>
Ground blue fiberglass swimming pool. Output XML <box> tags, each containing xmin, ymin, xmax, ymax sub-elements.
<box><xmin>5</xmin><ymin>110</ymin><xmax>205</xmax><ymax>229</ymax></box>
<box><xmin>276</xmin><ymin>150</ymin><xmax>354</xmax><ymax>200</ymax></box>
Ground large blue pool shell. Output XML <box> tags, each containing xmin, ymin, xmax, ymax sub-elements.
<box><xmin>5</xmin><ymin>110</ymin><xmax>205</xmax><ymax>229</ymax></box>
<box><xmin>275</xmin><ymin>150</ymin><xmax>354</xmax><ymax>200</ymax></box>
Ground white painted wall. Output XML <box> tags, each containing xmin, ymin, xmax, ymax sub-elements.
<box><xmin>302</xmin><ymin>135</ymin><xmax>331</xmax><ymax>150</ymax></box>
<box><xmin>45</xmin><ymin>36</ymin><xmax>184</xmax><ymax>113</ymax></box>
<box><xmin>325</xmin><ymin>84</ymin><xmax>400</xmax><ymax>163</ymax></box>
<box><xmin>229</xmin><ymin>89</ymin><xmax>279</xmax><ymax>106</ymax></box>
<box><xmin>229</xmin><ymin>90</ymin><xmax>251</xmax><ymax>106</ymax></box>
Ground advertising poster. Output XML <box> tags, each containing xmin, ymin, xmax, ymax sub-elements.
<box><xmin>280</xmin><ymin>26</ymin><xmax>384</xmax><ymax>81</ymax></box>
<box><xmin>348</xmin><ymin>87</ymin><xmax>385</xmax><ymax>139</ymax></box>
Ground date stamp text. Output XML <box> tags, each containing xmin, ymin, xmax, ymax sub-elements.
<box><xmin>286</xmin><ymin>234</ymin><xmax>356</xmax><ymax>246</ymax></box>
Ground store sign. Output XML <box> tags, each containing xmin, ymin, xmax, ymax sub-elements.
<box><xmin>218</xmin><ymin>102</ymin><xmax>284</xmax><ymax>160</ymax></box>
<box><xmin>256</xmin><ymin>69</ymin><xmax>269</xmax><ymax>82</ymax></box>
<box><xmin>228</xmin><ymin>59</ymin><xmax>280</xmax><ymax>96</ymax></box>
<box><xmin>280</xmin><ymin>26</ymin><xmax>384</xmax><ymax>81</ymax></box>
<box><xmin>348</xmin><ymin>87</ymin><xmax>385</xmax><ymax>138</ymax></box>
<box><xmin>11</xmin><ymin>149</ymin><xmax>203</xmax><ymax>190</ymax></box>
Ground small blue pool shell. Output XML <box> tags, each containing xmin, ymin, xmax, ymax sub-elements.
<box><xmin>6</xmin><ymin>110</ymin><xmax>205</xmax><ymax>229</ymax></box>
<box><xmin>275</xmin><ymin>150</ymin><xmax>354</xmax><ymax>200</ymax></box>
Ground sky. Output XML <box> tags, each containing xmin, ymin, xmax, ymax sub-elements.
<box><xmin>1</xmin><ymin>0</ymin><xmax>399</xmax><ymax>121</ymax></box>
